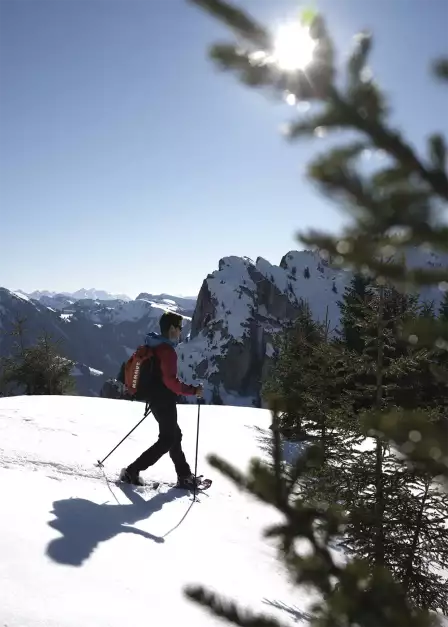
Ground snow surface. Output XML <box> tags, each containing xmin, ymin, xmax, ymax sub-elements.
<box><xmin>88</xmin><ymin>367</ymin><xmax>103</xmax><ymax>376</ymax></box>
<box><xmin>0</xmin><ymin>396</ymin><xmax>306</xmax><ymax>627</ymax></box>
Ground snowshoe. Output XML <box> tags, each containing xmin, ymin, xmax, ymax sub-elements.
<box><xmin>118</xmin><ymin>467</ymin><xmax>144</xmax><ymax>486</ymax></box>
<box><xmin>176</xmin><ymin>474</ymin><xmax>212</xmax><ymax>491</ymax></box>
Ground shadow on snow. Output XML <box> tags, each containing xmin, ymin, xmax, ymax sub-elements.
<box><xmin>46</xmin><ymin>484</ymin><xmax>185</xmax><ymax>567</ymax></box>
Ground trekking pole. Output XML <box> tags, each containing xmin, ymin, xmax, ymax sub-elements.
<box><xmin>193</xmin><ymin>399</ymin><xmax>202</xmax><ymax>501</ymax></box>
<box><xmin>95</xmin><ymin>403</ymin><xmax>152</xmax><ymax>468</ymax></box>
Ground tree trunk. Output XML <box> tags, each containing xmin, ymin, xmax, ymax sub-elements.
<box><xmin>374</xmin><ymin>284</ymin><xmax>385</xmax><ymax>567</ymax></box>
<box><xmin>403</xmin><ymin>478</ymin><xmax>430</xmax><ymax>595</ymax></box>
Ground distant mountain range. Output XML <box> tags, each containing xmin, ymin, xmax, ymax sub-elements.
<box><xmin>0</xmin><ymin>289</ymin><xmax>195</xmax><ymax>396</ymax></box>
<box><xmin>18</xmin><ymin>288</ymin><xmax>132</xmax><ymax>302</ymax></box>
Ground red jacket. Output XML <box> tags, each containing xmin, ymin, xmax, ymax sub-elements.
<box><xmin>153</xmin><ymin>343</ymin><xmax>197</xmax><ymax>397</ymax></box>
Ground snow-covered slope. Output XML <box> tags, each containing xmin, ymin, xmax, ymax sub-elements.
<box><xmin>136</xmin><ymin>293</ymin><xmax>196</xmax><ymax>316</ymax></box>
<box><xmin>0</xmin><ymin>395</ymin><xmax>304</xmax><ymax>627</ymax></box>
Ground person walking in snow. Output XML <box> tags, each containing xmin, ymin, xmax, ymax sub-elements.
<box><xmin>120</xmin><ymin>312</ymin><xmax>203</xmax><ymax>488</ymax></box>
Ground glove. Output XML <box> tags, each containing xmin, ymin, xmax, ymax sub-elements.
<box><xmin>195</xmin><ymin>385</ymin><xmax>204</xmax><ymax>398</ymax></box>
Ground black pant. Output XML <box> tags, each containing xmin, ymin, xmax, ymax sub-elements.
<box><xmin>128</xmin><ymin>402</ymin><xmax>191</xmax><ymax>478</ymax></box>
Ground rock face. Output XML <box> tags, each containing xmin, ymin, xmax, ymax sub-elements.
<box><xmin>177</xmin><ymin>248</ymin><xmax>448</xmax><ymax>407</ymax></box>
<box><xmin>177</xmin><ymin>251</ymin><xmax>349</xmax><ymax>406</ymax></box>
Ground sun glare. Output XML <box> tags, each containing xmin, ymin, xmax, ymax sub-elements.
<box><xmin>273</xmin><ymin>22</ymin><xmax>316</xmax><ymax>72</ymax></box>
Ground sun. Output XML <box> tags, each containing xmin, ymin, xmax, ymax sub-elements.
<box><xmin>272</xmin><ymin>22</ymin><xmax>316</xmax><ymax>72</ymax></box>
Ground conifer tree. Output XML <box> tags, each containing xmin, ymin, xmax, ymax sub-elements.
<box><xmin>420</xmin><ymin>301</ymin><xmax>436</xmax><ymax>319</ymax></box>
<box><xmin>338</xmin><ymin>282</ymin><xmax>447</xmax><ymax>411</ymax></box>
<box><xmin>262</xmin><ymin>300</ymin><xmax>358</xmax><ymax>506</ymax></box>
<box><xmin>336</xmin><ymin>283</ymin><xmax>448</xmax><ymax>613</ymax></box>
<box><xmin>185</xmin><ymin>1</ymin><xmax>448</xmax><ymax>624</ymax></box>
<box><xmin>337</xmin><ymin>273</ymin><xmax>374</xmax><ymax>353</ymax></box>
<box><xmin>262</xmin><ymin>300</ymin><xmax>326</xmax><ymax>439</ymax></box>
<box><xmin>0</xmin><ymin>319</ymin><xmax>75</xmax><ymax>396</ymax></box>
<box><xmin>440</xmin><ymin>291</ymin><xmax>448</xmax><ymax>321</ymax></box>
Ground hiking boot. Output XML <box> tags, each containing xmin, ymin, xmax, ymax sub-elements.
<box><xmin>119</xmin><ymin>467</ymin><xmax>144</xmax><ymax>486</ymax></box>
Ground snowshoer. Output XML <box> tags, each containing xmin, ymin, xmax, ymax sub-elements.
<box><xmin>119</xmin><ymin>312</ymin><xmax>203</xmax><ymax>488</ymax></box>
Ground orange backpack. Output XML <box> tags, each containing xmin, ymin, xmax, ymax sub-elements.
<box><xmin>124</xmin><ymin>345</ymin><xmax>156</xmax><ymax>399</ymax></box>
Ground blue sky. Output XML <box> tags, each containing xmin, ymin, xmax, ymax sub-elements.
<box><xmin>1</xmin><ymin>0</ymin><xmax>447</xmax><ymax>298</ymax></box>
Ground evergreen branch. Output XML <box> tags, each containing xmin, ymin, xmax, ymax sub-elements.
<box><xmin>430</xmin><ymin>363</ymin><xmax>448</xmax><ymax>384</ymax></box>
<box><xmin>403</xmin><ymin>480</ymin><xmax>429</xmax><ymax>595</ymax></box>
<box><xmin>372</xmin><ymin>164</ymin><xmax>418</xmax><ymax>188</ymax></box>
<box><xmin>191</xmin><ymin>0</ymin><xmax>448</xmax><ymax>199</ymax></box>
<box><xmin>285</xmin><ymin>110</ymin><xmax>356</xmax><ymax>140</ymax></box>
<box><xmin>327</xmin><ymin>86</ymin><xmax>448</xmax><ymax>200</ymax></box>
<box><xmin>405</xmin><ymin>267</ymin><xmax>448</xmax><ymax>287</ymax></box>
<box><xmin>348</xmin><ymin>80</ymin><xmax>388</xmax><ymax>121</ymax></box>
<box><xmin>209</xmin><ymin>43</ymin><xmax>275</xmax><ymax>87</ymax></box>
<box><xmin>207</xmin><ymin>452</ymin><xmax>290</xmax><ymax>509</ymax></box>
<box><xmin>190</xmin><ymin>2</ymin><xmax>448</xmax><ymax>623</ymax></box>
<box><xmin>432</xmin><ymin>57</ymin><xmax>448</xmax><ymax>83</ymax></box>
<box><xmin>308</xmin><ymin>160</ymin><xmax>381</xmax><ymax>217</ymax></box>
<box><xmin>419</xmin><ymin>226</ymin><xmax>448</xmax><ymax>252</ymax></box>
<box><xmin>206</xmin><ymin>453</ymin><xmax>251</xmax><ymax>490</ymax></box>
<box><xmin>188</xmin><ymin>0</ymin><xmax>269</xmax><ymax>48</ymax></box>
<box><xmin>309</xmin><ymin>142</ymin><xmax>369</xmax><ymax>164</ymax></box>
<box><xmin>361</xmin><ymin>408</ymin><xmax>448</xmax><ymax>479</ymax></box>
<box><xmin>298</xmin><ymin>230</ymin><xmax>448</xmax><ymax>286</ymax></box>
<box><xmin>272</xmin><ymin>411</ymin><xmax>288</xmax><ymax>508</ymax></box>
<box><xmin>347</xmin><ymin>31</ymin><xmax>372</xmax><ymax>88</ymax></box>
<box><xmin>306</xmin><ymin>149</ymin><xmax>438</xmax><ymax>239</ymax></box>
<box><xmin>185</xmin><ymin>586</ymin><xmax>288</xmax><ymax>627</ymax></box>
<box><xmin>428</xmin><ymin>134</ymin><xmax>447</xmax><ymax>172</ymax></box>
